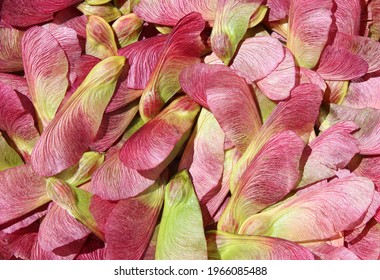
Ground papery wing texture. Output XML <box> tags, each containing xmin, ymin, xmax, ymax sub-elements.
<box><xmin>266</xmin><ymin>0</ymin><xmax>290</xmax><ymax>21</ymax></box>
<box><xmin>231</xmin><ymin>84</ymin><xmax>323</xmax><ymax>188</ymax></box>
<box><xmin>31</xmin><ymin>56</ymin><xmax>125</xmax><ymax>177</ymax></box>
<box><xmin>138</xmin><ymin>12</ymin><xmax>205</xmax><ymax>121</ymax></box>
<box><xmin>179</xmin><ymin>109</ymin><xmax>225</xmax><ymax>220</ymax></box>
<box><xmin>256</xmin><ymin>48</ymin><xmax>296</xmax><ymax>100</ymax></box>
<box><xmin>346</xmin><ymin>219</ymin><xmax>380</xmax><ymax>260</ymax></box>
<box><xmin>91</xmin><ymin>102</ymin><xmax>139</xmax><ymax>152</ymax></box>
<box><xmin>46</xmin><ymin>26</ymin><xmax>82</xmax><ymax>86</ymax></box>
<box><xmin>0</xmin><ymin>0</ymin><xmax>83</xmax><ymax>27</ymax></box>
<box><xmin>370</xmin><ymin>0</ymin><xmax>380</xmax><ymax>40</ymax></box>
<box><xmin>0</xmin><ymin>73</ymin><xmax>30</xmax><ymax>98</ymax></box>
<box><xmin>333</xmin><ymin>32</ymin><xmax>380</xmax><ymax>73</ymax></box>
<box><xmin>211</xmin><ymin>0</ymin><xmax>263</xmax><ymax>64</ymax></box>
<box><xmin>105</xmin><ymin>181</ymin><xmax>164</xmax><ymax>260</ymax></box>
<box><xmin>0</xmin><ymin>165</ymin><xmax>49</xmax><ymax>225</ymax></box>
<box><xmin>218</xmin><ymin>131</ymin><xmax>304</xmax><ymax>233</ymax></box>
<box><xmin>299</xmin><ymin>121</ymin><xmax>359</xmax><ymax>187</ymax></box>
<box><xmin>156</xmin><ymin>170</ymin><xmax>207</xmax><ymax>260</ymax></box>
<box><xmin>207</xmin><ymin>230</ymin><xmax>314</xmax><ymax>260</ymax></box>
<box><xmin>343</xmin><ymin>74</ymin><xmax>380</xmax><ymax>109</ymax></box>
<box><xmin>180</xmin><ymin>63</ymin><xmax>262</xmax><ymax>154</ymax></box>
<box><xmin>334</xmin><ymin>0</ymin><xmax>361</xmax><ymax>35</ymax></box>
<box><xmin>55</xmin><ymin>151</ymin><xmax>105</xmax><ymax>188</ymax></box>
<box><xmin>134</xmin><ymin>0</ymin><xmax>217</xmax><ymax>26</ymax></box>
<box><xmin>120</xmin><ymin>96</ymin><xmax>200</xmax><ymax>171</ymax></box>
<box><xmin>287</xmin><ymin>0</ymin><xmax>332</xmax><ymax>68</ymax></box>
<box><xmin>22</xmin><ymin>26</ymin><xmax>69</xmax><ymax>128</ymax></box>
<box><xmin>232</xmin><ymin>37</ymin><xmax>285</xmax><ymax>84</ymax></box>
<box><xmin>86</xmin><ymin>15</ymin><xmax>118</xmax><ymax>60</ymax></box>
<box><xmin>37</xmin><ymin>203</ymin><xmax>90</xmax><ymax>253</ymax></box>
<box><xmin>0</xmin><ymin>83</ymin><xmax>40</xmax><ymax>158</ymax></box>
<box><xmin>0</xmin><ymin>26</ymin><xmax>24</xmax><ymax>72</ymax></box>
<box><xmin>304</xmin><ymin>242</ymin><xmax>360</xmax><ymax>260</ymax></box>
<box><xmin>92</xmin><ymin>151</ymin><xmax>156</xmax><ymax>200</ymax></box>
<box><xmin>77</xmin><ymin>2</ymin><xmax>121</xmax><ymax>22</ymax></box>
<box><xmin>112</xmin><ymin>14</ymin><xmax>143</xmax><ymax>48</ymax></box>
<box><xmin>46</xmin><ymin>178</ymin><xmax>104</xmax><ymax>240</ymax></box>
<box><xmin>316</xmin><ymin>46</ymin><xmax>368</xmax><ymax>81</ymax></box>
<box><xmin>239</xmin><ymin>175</ymin><xmax>374</xmax><ymax>242</ymax></box>
<box><xmin>321</xmin><ymin>105</ymin><xmax>380</xmax><ymax>155</ymax></box>
<box><xmin>118</xmin><ymin>35</ymin><xmax>167</xmax><ymax>89</ymax></box>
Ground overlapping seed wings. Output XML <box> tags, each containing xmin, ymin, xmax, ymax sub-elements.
<box><xmin>0</xmin><ymin>0</ymin><xmax>379</xmax><ymax>261</ymax></box>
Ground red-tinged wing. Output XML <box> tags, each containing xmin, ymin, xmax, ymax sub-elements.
<box><xmin>206</xmin><ymin>148</ymin><xmax>240</xmax><ymax>224</ymax></box>
<box><xmin>239</xmin><ymin>175</ymin><xmax>375</xmax><ymax>242</ymax></box>
<box><xmin>91</xmin><ymin>152</ymin><xmax>156</xmax><ymax>200</ymax></box>
<box><xmin>231</xmin><ymin>84</ymin><xmax>323</xmax><ymax>188</ymax></box>
<box><xmin>0</xmin><ymin>0</ymin><xmax>83</xmax><ymax>27</ymax></box>
<box><xmin>205</xmin><ymin>37</ymin><xmax>285</xmax><ymax>85</ymax></box>
<box><xmin>105</xmin><ymin>65</ymin><xmax>141</xmax><ymax>113</ymax></box>
<box><xmin>316</xmin><ymin>46</ymin><xmax>368</xmax><ymax>81</ymax></box>
<box><xmin>105</xmin><ymin>182</ymin><xmax>164</xmax><ymax>259</ymax></box>
<box><xmin>180</xmin><ymin>63</ymin><xmax>225</xmax><ymax>108</ymax></box>
<box><xmin>0</xmin><ymin>165</ymin><xmax>49</xmax><ymax>225</ymax></box>
<box><xmin>118</xmin><ymin>35</ymin><xmax>167</xmax><ymax>89</ymax></box>
<box><xmin>46</xmin><ymin>26</ymin><xmax>82</xmax><ymax>86</ymax></box>
<box><xmin>207</xmin><ymin>230</ymin><xmax>314</xmax><ymax>260</ymax></box>
<box><xmin>299</xmin><ymin>121</ymin><xmax>359</xmax><ymax>187</ymax></box>
<box><xmin>38</xmin><ymin>203</ymin><xmax>90</xmax><ymax>253</ymax></box>
<box><xmin>180</xmin><ymin>63</ymin><xmax>262</xmax><ymax>154</ymax></box>
<box><xmin>298</xmin><ymin>67</ymin><xmax>327</xmax><ymax>91</ymax></box>
<box><xmin>370</xmin><ymin>0</ymin><xmax>380</xmax><ymax>40</ymax></box>
<box><xmin>141</xmin><ymin>225</ymin><xmax>160</xmax><ymax>260</ymax></box>
<box><xmin>52</xmin><ymin>8</ymin><xmax>88</xmax><ymax>39</ymax></box>
<box><xmin>0</xmin><ymin>73</ymin><xmax>30</xmax><ymax>98</ymax></box>
<box><xmin>266</xmin><ymin>0</ymin><xmax>290</xmax><ymax>21</ymax></box>
<box><xmin>260</xmin><ymin>83</ymin><xmax>323</xmax><ymax>143</ymax></box>
<box><xmin>346</xmin><ymin>219</ymin><xmax>380</xmax><ymax>260</ymax></box>
<box><xmin>85</xmin><ymin>15</ymin><xmax>118</xmax><ymax>60</ymax></box>
<box><xmin>1</xmin><ymin>208</ymin><xmax>47</xmax><ymax>235</ymax></box>
<box><xmin>287</xmin><ymin>0</ymin><xmax>333</xmax><ymax>69</ymax></box>
<box><xmin>304</xmin><ymin>242</ymin><xmax>360</xmax><ymax>260</ymax></box>
<box><xmin>321</xmin><ymin>104</ymin><xmax>380</xmax><ymax>155</ymax></box>
<box><xmin>256</xmin><ymin>48</ymin><xmax>296</xmax><ymax>100</ymax></box>
<box><xmin>106</xmin><ymin>88</ymin><xmax>142</xmax><ymax>113</ymax></box>
<box><xmin>112</xmin><ymin>13</ymin><xmax>143</xmax><ymax>48</ymax></box>
<box><xmin>22</xmin><ymin>26</ymin><xmax>69</xmax><ymax>128</ymax></box>
<box><xmin>2</xmin><ymin>228</ymin><xmax>76</xmax><ymax>260</ymax></box>
<box><xmin>218</xmin><ymin>131</ymin><xmax>305</xmax><ymax>233</ymax></box>
<box><xmin>0</xmin><ymin>26</ymin><xmax>24</xmax><ymax>72</ymax></box>
<box><xmin>134</xmin><ymin>0</ymin><xmax>217</xmax><ymax>26</ymax></box>
<box><xmin>0</xmin><ymin>84</ymin><xmax>40</xmax><ymax>160</ymax></box>
<box><xmin>139</xmin><ymin>13</ymin><xmax>205</xmax><ymax>121</ymax></box>
<box><xmin>343</xmin><ymin>74</ymin><xmax>380</xmax><ymax>109</ymax></box>
<box><xmin>353</xmin><ymin>156</ymin><xmax>380</xmax><ymax>190</ymax></box>
<box><xmin>75</xmin><ymin>234</ymin><xmax>106</xmax><ymax>260</ymax></box>
<box><xmin>75</xmin><ymin>2</ymin><xmax>121</xmax><ymax>23</ymax></box>
<box><xmin>45</xmin><ymin>178</ymin><xmax>104</xmax><ymax>240</ymax></box>
<box><xmin>179</xmin><ymin>109</ymin><xmax>225</xmax><ymax>221</ymax></box>
<box><xmin>91</xmin><ymin>102</ymin><xmax>139</xmax><ymax>152</ymax></box>
<box><xmin>120</xmin><ymin>96</ymin><xmax>200</xmax><ymax>171</ymax></box>
<box><xmin>89</xmin><ymin>195</ymin><xmax>117</xmax><ymax>233</ymax></box>
<box><xmin>333</xmin><ymin>32</ymin><xmax>380</xmax><ymax>73</ymax></box>
<box><xmin>232</xmin><ymin>37</ymin><xmax>285</xmax><ymax>84</ymax></box>
<box><xmin>31</xmin><ymin>56</ymin><xmax>125</xmax><ymax>177</ymax></box>
<box><xmin>334</xmin><ymin>0</ymin><xmax>361</xmax><ymax>35</ymax></box>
